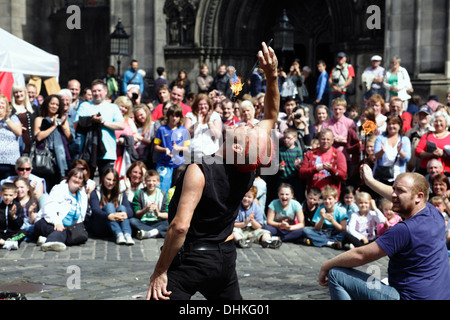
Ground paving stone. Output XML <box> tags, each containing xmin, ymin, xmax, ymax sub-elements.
<box><xmin>0</xmin><ymin>238</ymin><xmax>391</xmax><ymax>301</ymax></box>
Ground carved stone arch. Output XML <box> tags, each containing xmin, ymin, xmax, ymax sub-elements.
<box><xmin>164</xmin><ymin>0</ymin><xmax>200</xmax><ymax>46</ymax></box>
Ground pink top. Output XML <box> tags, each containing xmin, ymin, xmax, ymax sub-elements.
<box><xmin>377</xmin><ymin>214</ymin><xmax>402</xmax><ymax>236</ymax></box>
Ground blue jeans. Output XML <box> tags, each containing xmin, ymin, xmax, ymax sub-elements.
<box><xmin>328</xmin><ymin>267</ymin><xmax>400</xmax><ymax>300</ymax></box>
<box><xmin>263</xmin><ymin>225</ymin><xmax>303</xmax><ymax>243</ymax></box>
<box><xmin>129</xmin><ymin>217</ymin><xmax>169</xmax><ymax>238</ymax></box>
<box><xmin>302</xmin><ymin>226</ymin><xmax>346</xmax><ymax>247</ymax></box>
<box><xmin>103</xmin><ymin>203</ymin><xmax>132</xmax><ymax>236</ymax></box>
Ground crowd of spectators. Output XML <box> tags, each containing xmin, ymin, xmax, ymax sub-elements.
<box><xmin>1</xmin><ymin>54</ymin><xmax>450</xmax><ymax>255</ymax></box>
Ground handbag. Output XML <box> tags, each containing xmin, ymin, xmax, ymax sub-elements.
<box><xmin>30</xmin><ymin>139</ymin><xmax>56</xmax><ymax>177</ymax></box>
<box><xmin>374</xmin><ymin>140</ymin><xmax>401</xmax><ymax>181</ymax></box>
<box><xmin>426</xmin><ymin>133</ymin><xmax>437</xmax><ymax>153</ymax></box>
<box><xmin>65</xmin><ymin>222</ymin><xmax>88</xmax><ymax>246</ymax></box>
<box><xmin>374</xmin><ymin>164</ymin><xmax>394</xmax><ymax>180</ymax></box>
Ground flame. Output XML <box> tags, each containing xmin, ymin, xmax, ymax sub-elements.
<box><xmin>230</xmin><ymin>77</ymin><xmax>244</xmax><ymax>97</ymax></box>
<box><xmin>362</xmin><ymin>120</ymin><xmax>377</xmax><ymax>135</ymax></box>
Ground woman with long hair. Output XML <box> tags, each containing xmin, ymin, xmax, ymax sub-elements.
<box><xmin>34</xmin><ymin>95</ymin><xmax>72</xmax><ymax>189</ymax></box>
<box><xmin>0</xmin><ymin>94</ymin><xmax>22</xmax><ymax>180</ymax></box>
<box><xmin>133</xmin><ymin>104</ymin><xmax>155</xmax><ymax>168</ymax></box>
<box><xmin>11</xmin><ymin>84</ymin><xmax>37</xmax><ymax>155</ymax></box>
<box><xmin>88</xmin><ymin>168</ymin><xmax>135</xmax><ymax>245</ymax></box>
<box><xmin>184</xmin><ymin>93</ymin><xmax>222</xmax><ymax>159</ymax></box>
<box><xmin>373</xmin><ymin>115</ymin><xmax>411</xmax><ymax>185</ymax></box>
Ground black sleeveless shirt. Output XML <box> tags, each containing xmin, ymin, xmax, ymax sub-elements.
<box><xmin>168</xmin><ymin>156</ymin><xmax>255</xmax><ymax>244</ymax></box>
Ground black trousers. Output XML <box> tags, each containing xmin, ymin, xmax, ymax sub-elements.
<box><xmin>166</xmin><ymin>240</ymin><xmax>242</xmax><ymax>300</ymax></box>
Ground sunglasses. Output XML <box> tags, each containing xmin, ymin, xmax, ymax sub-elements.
<box><xmin>18</xmin><ymin>167</ymin><xmax>32</xmax><ymax>172</ymax></box>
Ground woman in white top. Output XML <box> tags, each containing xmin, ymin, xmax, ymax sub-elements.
<box><xmin>33</xmin><ymin>168</ymin><xmax>88</xmax><ymax>252</ymax></box>
<box><xmin>184</xmin><ymin>93</ymin><xmax>222</xmax><ymax>160</ymax></box>
<box><xmin>384</xmin><ymin>56</ymin><xmax>412</xmax><ymax>111</ymax></box>
<box><xmin>373</xmin><ymin>115</ymin><xmax>411</xmax><ymax>185</ymax></box>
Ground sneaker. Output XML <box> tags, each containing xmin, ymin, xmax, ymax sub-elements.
<box><xmin>36</xmin><ymin>236</ymin><xmax>47</xmax><ymax>246</ymax></box>
<box><xmin>261</xmin><ymin>240</ymin><xmax>282</xmax><ymax>249</ymax></box>
<box><xmin>3</xmin><ymin>241</ymin><xmax>19</xmax><ymax>251</ymax></box>
<box><xmin>41</xmin><ymin>242</ymin><xmax>66</xmax><ymax>252</ymax></box>
<box><xmin>137</xmin><ymin>229</ymin><xmax>158</xmax><ymax>240</ymax></box>
<box><xmin>331</xmin><ymin>241</ymin><xmax>342</xmax><ymax>250</ymax></box>
<box><xmin>116</xmin><ymin>233</ymin><xmax>126</xmax><ymax>245</ymax></box>
<box><xmin>237</xmin><ymin>239</ymin><xmax>252</xmax><ymax>248</ymax></box>
<box><xmin>124</xmin><ymin>233</ymin><xmax>135</xmax><ymax>246</ymax></box>
<box><xmin>137</xmin><ymin>230</ymin><xmax>149</xmax><ymax>240</ymax></box>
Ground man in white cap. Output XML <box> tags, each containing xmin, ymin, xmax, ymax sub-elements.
<box><xmin>362</xmin><ymin>55</ymin><xmax>385</xmax><ymax>103</ymax></box>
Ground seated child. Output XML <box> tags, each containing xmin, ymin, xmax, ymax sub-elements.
<box><xmin>264</xmin><ymin>183</ymin><xmax>305</xmax><ymax>243</ymax></box>
<box><xmin>301</xmin><ymin>187</ymin><xmax>321</xmax><ymax>227</ymax></box>
<box><xmin>430</xmin><ymin>196</ymin><xmax>449</xmax><ymax>224</ymax></box>
<box><xmin>0</xmin><ymin>183</ymin><xmax>25</xmax><ymax>250</ymax></box>
<box><xmin>376</xmin><ymin>199</ymin><xmax>402</xmax><ymax>237</ymax></box>
<box><xmin>348</xmin><ymin>192</ymin><xmax>386</xmax><ymax>246</ymax></box>
<box><xmin>14</xmin><ymin>177</ymin><xmax>39</xmax><ymax>241</ymax></box>
<box><xmin>302</xmin><ymin>185</ymin><xmax>348</xmax><ymax>249</ymax></box>
<box><xmin>337</xmin><ymin>185</ymin><xmax>359</xmax><ymax>224</ymax></box>
<box><xmin>131</xmin><ymin>170</ymin><xmax>169</xmax><ymax>239</ymax></box>
<box><xmin>233</xmin><ymin>186</ymin><xmax>280</xmax><ymax>249</ymax></box>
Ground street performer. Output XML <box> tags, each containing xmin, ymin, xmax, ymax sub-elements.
<box><xmin>146</xmin><ymin>42</ymin><xmax>280</xmax><ymax>300</ymax></box>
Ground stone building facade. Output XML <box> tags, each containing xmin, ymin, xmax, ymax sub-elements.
<box><xmin>1</xmin><ymin>0</ymin><xmax>449</xmax><ymax>102</ymax></box>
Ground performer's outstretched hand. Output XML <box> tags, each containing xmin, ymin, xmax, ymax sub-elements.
<box><xmin>258</xmin><ymin>42</ymin><xmax>278</xmax><ymax>80</ymax></box>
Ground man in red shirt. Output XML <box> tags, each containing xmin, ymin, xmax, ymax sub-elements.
<box><xmin>299</xmin><ymin>129</ymin><xmax>347</xmax><ymax>197</ymax></box>
<box><xmin>152</xmin><ymin>85</ymin><xmax>192</xmax><ymax>121</ymax></box>
<box><xmin>222</xmin><ymin>99</ymin><xmax>240</xmax><ymax>128</ymax></box>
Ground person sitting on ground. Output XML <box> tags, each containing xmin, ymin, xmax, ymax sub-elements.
<box><xmin>233</xmin><ymin>186</ymin><xmax>281</xmax><ymax>249</ymax></box>
<box><xmin>32</xmin><ymin>168</ymin><xmax>88</xmax><ymax>252</ymax></box>
<box><xmin>131</xmin><ymin>170</ymin><xmax>169</xmax><ymax>240</ymax></box>
<box><xmin>319</xmin><ymin>167</ymin><xmax>450</xmax><ymax>300</ymax></box>
<box><xmin>347</xmin><ymin>192</ymin><xmax>386</xmax><ymax>247</ymax></box>
<box><xmin>70</xmin><ymin>159</ymin><xmax>96</xmax><ymax>197</ymax></box>
<box><xmin>1</xmin><ymin>156</ymin><xmax>48</xmax><ymax>207</ymax></box>
<box><xmin>301</xmin><ymin>185</ymin><xmax>348</xmax><ymax>249</ymax></box>
<box><xmin>120</xmin><ymin>161</ymin><xmax>147</xmax><ymax>202</ymax></box>
<box><xmin>263</xmin><ymin>183</ymin><xmax>305</xmax><ymax>243</ymax></box>
<box><xmin>14</xmin><ymin>177</ymin><xmax>39</xmax><ymax>242</ymax></box>
<box><xmin>88</xmin><ymin>168</ymin><xmax>135</xmax><ymax>245</ymax></box>
<box><xmin>0</xmin><ymin>183</ymin><xmax>24</xmax><ymax>250</ymax></box>
<box><xmin>301</xmin><ymin>187</ymin><xmax>321</xmax><ymax>228</ymax></box>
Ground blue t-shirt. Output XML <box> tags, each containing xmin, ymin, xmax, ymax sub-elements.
<box><xmin>75</xmin><ymin>101</ymin><xmax>124</xmax><ymax>160</ymax></box>
<box><xmin>236</xmin><ymin>202</ymin><xmax>265</xmax><ymax>226</ymax></box>
<box><xmin>62</xmin><ymin>192</ymin><xmax>82</xmax><ymax>227</ymax></box>
<box><xmin>154</xmin><ymin>125</ymin><xmax>190</xmax><ymax>168</ymax></box>
<box><xmin>312</xmin><ymin>205</ymin><xmax>348</xmax><ymax>228</ymax></box>
<box><xmin>376</xmin><ymin>202</ymin><xmax>450</xmax><ymax>300</ymax></box>
<box><xmin>269</xmin><ymin>199</ymin><xmax>302</xmax><ymax>225</ymax></box>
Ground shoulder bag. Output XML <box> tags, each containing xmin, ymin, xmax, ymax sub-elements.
<box><xmin>30</xmin><ymin>138</ymin><xmax>56</xmax><ymax>177</ymax></box>
<box><xmin>66</xmin><ymin>222</ymin><xmax>88</xmax><ymax>246</ymax></box>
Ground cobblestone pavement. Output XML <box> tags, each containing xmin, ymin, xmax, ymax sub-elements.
<box><xmin>0</xmin><ymin>238</ymin><xmax>390</xmax><ymax>301</ymax></box>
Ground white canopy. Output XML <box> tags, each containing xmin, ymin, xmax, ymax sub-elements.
<box><xmin>0</xmin><ymin>28</ymin><xmax>60</xmax><ymax>79</ymax></box>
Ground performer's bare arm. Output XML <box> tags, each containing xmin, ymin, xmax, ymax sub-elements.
<box><xmin>256</xmin><ymin>42</ymin><xmax>280</xmax><ymax>135</ymax></box>
<box><xmin>146</xmin><ymin>164</ymin><xmax>205</xmax><ymax>300</ymax></box>
<box><xmin>360</xmin><ymin>164</ymin><xmax>393</xmax><ymax>201</ymax></box>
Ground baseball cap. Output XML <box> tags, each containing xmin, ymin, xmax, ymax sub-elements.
<box><xmin>371</xmin><ymin>55</ymin><xmax>382</xmax><ymax>61</ymax></box>
<box><xmin>418</xmin><ymin>106</ymin><xmax>431</xmax><ymax>115</ymax></box>
<box><xmin>337</xmin><ymin>52</ymin><xmax>346</xmax><ymax>58</ymax></box>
